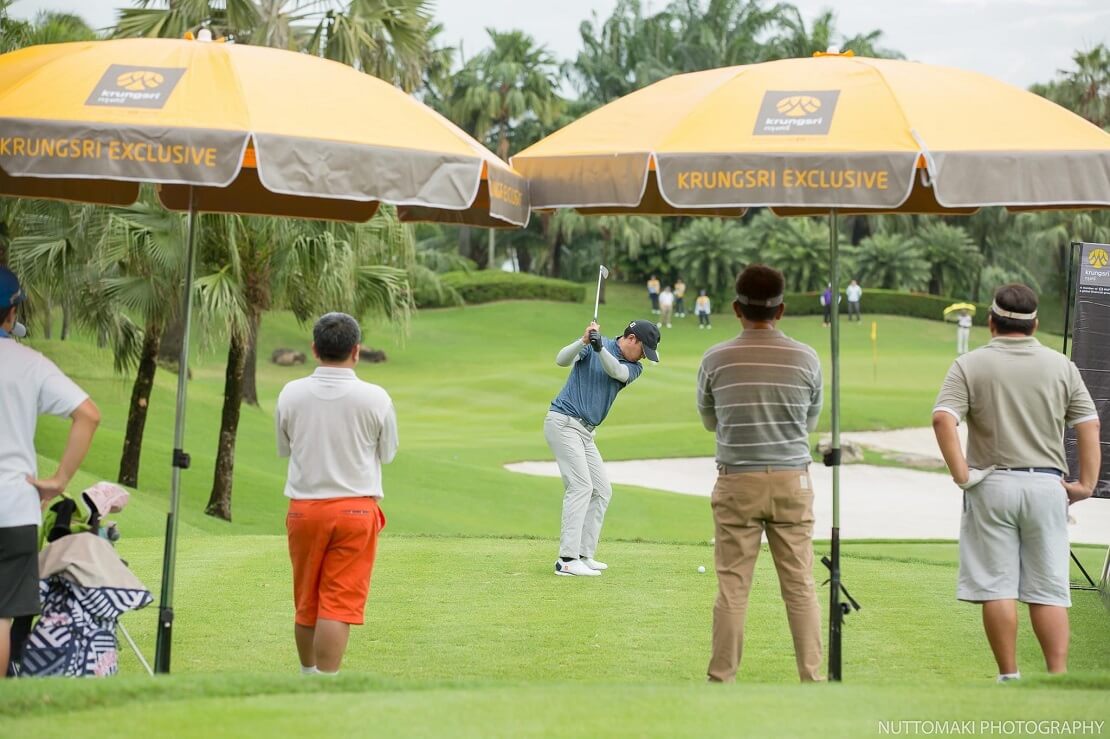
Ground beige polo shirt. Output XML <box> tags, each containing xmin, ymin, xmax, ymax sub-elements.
<box><xmin>933</xmin><ymin>336</ymin><xmax>1097</xmax><ymax>470</ymax></box>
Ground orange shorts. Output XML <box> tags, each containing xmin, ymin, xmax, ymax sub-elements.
<box><xmin>286</xmin><ymin>497</ymin><xmax>385</xmax><ymax>627</ymax></box>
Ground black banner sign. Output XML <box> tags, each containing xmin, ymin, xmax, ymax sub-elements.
<box><xmin>1066</xmin><ymin>242</ymin><xmax>1110</xmax><ymax>499</ymax></box>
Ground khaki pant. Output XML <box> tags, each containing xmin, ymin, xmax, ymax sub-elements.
<box><xmin>708</xmin><ymin>469</ymin><xmax>823</xmax><ymax>682</ymax></box>
<box><xmin>544</xmin><ymin>411</ymin><xmax>612</xmax><ymax>559</ymax></box>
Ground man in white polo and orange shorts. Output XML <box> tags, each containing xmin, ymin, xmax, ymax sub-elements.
<box><xmin>276</xmin><ymin>312</ymin><xmax>398</xmax><ymax>676</ymax></box>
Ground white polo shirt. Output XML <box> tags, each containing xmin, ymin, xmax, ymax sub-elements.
<box><xmin>0</xmin><ymin>338</ymin><xmax>89</xmax><ymax>528</ymax></box>
<box><xmin>276</xmin><ymin>367</ymin><xmax>398</xmax><ymax>500</ymax></box>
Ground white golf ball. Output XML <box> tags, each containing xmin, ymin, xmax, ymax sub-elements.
<box><xmin>698</xmin><ymin>566</ymin><xmax>706</xmax><ymax>573</ymax></box>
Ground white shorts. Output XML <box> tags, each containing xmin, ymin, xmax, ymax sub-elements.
<box><xmin>958</xmin><ymin>471</ymin><xmax>1071</xmax><ymax>606</ymax></box>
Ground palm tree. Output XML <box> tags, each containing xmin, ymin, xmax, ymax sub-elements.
<box><xmin>447</xmin><ymin>29</ymin><xmax>564</xmax><ymax>163</ymax></box>
<box><xmin>306</xmin><ymin>0</ymin><xmax>438</xmax><ymax>92</ymax></box>
<box><xmin>767</xmin><ymin>8</ymin><xmax>900</xmax><ymax>59</ymax></box>
<box><xmin>670</xmin><ymin>218</ymin><xmax>758</xmax><ymax>302</ymax></box>
<box><xmin>10</xmin><ymin>200</ymin><xmax>111</xmax><ymax>340</ymax></box>
<box><xmin>1030</xmin><ymin>44</ymin><xmax>1109</xmax><ymax>130</ymax></box>
<box><xmin>1</xmin><ymin>3</ymin><xmax>96</xmax><ymax>50</ymax></box>
<box><xmin>202</xmin><ymin>209</ymin><xmax>413</xmax><ymax>521</ymax></box>
<box><xmin>913</xmin><ymin>221</ymin><xmax>983</xmax><ymax>298</ymax></box>
<box><xmin>114</xmin><ymin>1</ymin><xmax>440</xmax><ymax>91</ymax></box>
<box><xmin>98</xmin><ymin>196</ymin><xmax>188</xmax><ymax>487</ymax></box>
<box><xmin>848</xmin><ymin>232</ymin><xmax>930</xmax><ymax>291</ymax></box>
<box><xmin>752</xmin><ymin>212</ymin><xmax>830</xmax><ymax>292</ymax></box>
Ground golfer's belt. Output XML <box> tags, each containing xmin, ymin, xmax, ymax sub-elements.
<box><xmin>717</xmin><ymin>463</ymin><xmax>809</xmax><ymax>474</ymax></box>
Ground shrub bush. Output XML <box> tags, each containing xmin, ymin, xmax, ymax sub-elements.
<box><xmin>416</xmin><ymin>271</ymin><xmax>585</xmax><ymax>308</ymax></box>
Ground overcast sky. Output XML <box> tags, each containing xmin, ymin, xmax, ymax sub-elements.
<box><xmin>9</xmin><ymin>0</ymin><xmax>1109</xmax><ymax>89</ymax></box>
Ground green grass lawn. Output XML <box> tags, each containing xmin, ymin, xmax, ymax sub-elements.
<box><xmin>13</xmin><ymin>283</ymin><xmax>1105</xmax><ymax>737</ymax></box>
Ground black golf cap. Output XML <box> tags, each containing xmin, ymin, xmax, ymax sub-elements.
<box><xmin>623</xmin><ymin>320</ymin><xmax>660</xmax><ymax>362</ymax></box>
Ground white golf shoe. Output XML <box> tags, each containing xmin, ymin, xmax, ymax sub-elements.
<box><xmin>555</xmin><ymin>558</ymin><xmax>600</xmax><ymax>577</ymax></box>
<box><xmin>580</xmin><ymin>557</ymin><xmax>608</xmax><ymax>571</ymax></box>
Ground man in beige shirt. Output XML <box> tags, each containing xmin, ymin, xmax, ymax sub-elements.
<box><xmin>932</xmin><ymin>284</ymin><xmax>1100</xmax><ymax>682</ymax></box>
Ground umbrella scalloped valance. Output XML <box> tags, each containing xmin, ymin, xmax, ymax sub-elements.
<box><xmin>0</xmin><ymin>38</ymin><xmax>529</xmax><ymax>227</ymax></box>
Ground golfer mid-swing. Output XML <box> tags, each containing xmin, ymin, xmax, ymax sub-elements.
<box><xmin>545</xmin><ymin>319</ymin><xmax>659</xmax><ymax>577</ymax></box>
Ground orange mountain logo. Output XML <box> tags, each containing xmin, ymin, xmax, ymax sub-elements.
<box><xmin>776</xmin><ymin>95</ymin><xmax>822</xmax><ymax>117</ymax></box>
<box><xmin>116</xmin><ymin>70</ymin><xmax>165</xmax><ymax>91</ymax></box>
<box><xmin>1088</xmin><ymin>247</ymin><xmax>1109</xmax><ymax>269</ymax></box>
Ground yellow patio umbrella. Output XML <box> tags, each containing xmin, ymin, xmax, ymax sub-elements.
<box><xmin>0</xmin><ymin>36</ymin><xmax>529</xmax><ymax>674</ymax></box>
<box><xmin>943</xmin><ymin>302</ymin><xmax>978</xmax><ymax>320</ymax></box>
<box><xmin>512</xmin><ymin>52</ymin><xmax>1110</xmax><ymax>681</ymax></box>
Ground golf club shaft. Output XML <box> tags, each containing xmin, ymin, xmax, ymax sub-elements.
<box><xmin>593</xmin><ymin>267</ymin><xmax>604</xmax><ymax>322</ymax></box>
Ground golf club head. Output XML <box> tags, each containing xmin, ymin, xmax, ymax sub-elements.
<box><xmin>599</xmin><ymin>265</ymin><xmax>609</xmax><ymax>279</ymax></box>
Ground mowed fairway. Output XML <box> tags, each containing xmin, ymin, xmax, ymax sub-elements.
<box><xmin>7</xmin><ymin>284</ymin><xmax>1107</xmax><ymax>737</ymax></box>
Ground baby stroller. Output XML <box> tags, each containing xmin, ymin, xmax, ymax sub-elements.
<box><xmin>16</xmin><ymin>482</ymin><xmax>153</xmax><ymax>678</ymax></box>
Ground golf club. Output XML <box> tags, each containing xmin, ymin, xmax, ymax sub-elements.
<box><xmin>590</xmin><ymin>265</ymin><xmax>609</xmax><ymax>351</ymax></box>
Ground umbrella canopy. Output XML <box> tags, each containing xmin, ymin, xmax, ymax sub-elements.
<box><xmin>944</xmin><ymin>302</ymin><xmax>978</xmax><ymax>320</ymax></box>
<box><xmin>0</xmin><ymin>37</ymin><xmax>529</xmax><ymax>226</ymax></box>
<box><xmin>512</xmin><ymin>52</ymin><xmax>1110</xmax><ymax>682</ymax></box>
<box><xmin>512</xmin><ymin>53</ymin><xmax>1110</xmax><ymax>216</ymax></box>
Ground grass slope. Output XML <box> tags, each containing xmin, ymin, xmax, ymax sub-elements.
<box><xmin>15</xmin><ymin>283</ymin><xmax>1103</xmax><ymax>736</ymax></box>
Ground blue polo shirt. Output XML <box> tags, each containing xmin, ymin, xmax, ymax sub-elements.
<box><xmin>550</xmin><ymin>337</ymin><xmax>643</xmax><ymax>428</ymax></box>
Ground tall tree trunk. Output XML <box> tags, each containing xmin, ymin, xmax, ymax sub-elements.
<box><xmin>42</xmin><ymin>298</ymin><xmax>53</xmax><ymax>340</ymax></box>
<box><xmin>158</xmin><ymin>314</ymin><xmax>185</xmax><ymax>363</ymax></box>
<box><xmin>241</xmin><ymin>312</ymin><xmax>262</xmax><ymax>407</ymax></box>
<box><xmin>118</xmin><ymin>321</ymin><xmax>162</xmax><ymax>488</ymax></box>
<box><xmin>517</xmin><ymin>246</ymin><xmax>533</xmax><ymax>274</ymax></box>
<box><xmin>458</xmin><ymin>226</ymin><xmax>472</xmax><ymax>260</ymax></box>
<box><xmin>541</xmin><ymin>213</ymin><xmax>563</xmax><ymax>278</ymax></box>
<box><xmin>60</xmin><ymin>301</ymin><xmax>71</xmax><ymax>341</ymax></box>
<box><xmin>850</xmin><ymin>215</ymin><xmax>871</xmax><ymax>246</ymax></box>
<box><xmin>486</xmin><ymin>229</ymin><xmax>496</xmax><ymax>270</ymax></box>
<box><xmin>206</xmin><ymin>333</ymin><xmax>248</xmax><ymax>521</ymax></box>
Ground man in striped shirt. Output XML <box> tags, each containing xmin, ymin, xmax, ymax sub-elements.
<box><xmin>697</xmin><ymin>264</ymin><xmax>824</xmax><ymax>683</ymax></box>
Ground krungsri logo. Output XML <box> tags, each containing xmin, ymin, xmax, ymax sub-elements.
<box><xmin>116</xmin><ymin>70</ymin><xmax>165</xmax><ymax>91</ymax></box>
<box><xmin>86</xmin><ymin>65</ymin><xmax>186</xmax><ymax>109</ymax></box>
<box><xmin>754</xmin><ymin>90</ymin><xmax>840</xmax><ymax>136</ymax></box>
<box><xmin>776</xmin><ymin>95</ymin><xmax>822</xmax><ymax>117</ymax></box>
<box><xmin>1088</xmin><ymin>247</ymin><xmax>1109</xmax><ymax>269</ymax></box>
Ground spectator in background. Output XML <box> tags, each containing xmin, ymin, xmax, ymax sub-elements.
<box><xmin>674</xmin><ymin>279</ymin><xmax>687</xmax><ymax>318</ymax></box>
<box><xmin>846</xmin><ymin>279</ymin><xmax>863</xmax><ymax>322</ymax></box>
<box><xmin>696</xmin><ymin>290</ymin><xmax>712</xmax><ymax>329</ymax></box>
<box><xmin>956</xmin><ymin>310</ymin><xmax>973</xmax><ymax>355</ymax></box>
<box><xmin>647</xmin><ymin>275</ymin><xmax>661</xmax><ymax>314</ymax></box>
<box><xmin>659</xmin><ymin>286</ymin><xmax>675</xmax><ymax>328</ymax></box>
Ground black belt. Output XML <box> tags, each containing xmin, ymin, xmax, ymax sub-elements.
<box><xmin>718</xmin><ymin>463</ymin><xmax>809</xmax><ymax>474</ymax></box>
<box><xmin>575</xmin><ymin>417</ymin><xmax>596</xmax><ymax>432</ymax></box>
<box><xmin>995</xmin><ymin>467</ymin><xmax>1064</xmax><ymax>477</ymax></box>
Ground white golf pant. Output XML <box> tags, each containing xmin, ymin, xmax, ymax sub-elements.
<box><xmin>957</xmin><ymin>326</ymin><xmax>970</xmax><ymax>354</ymax></box>
<box><xmin>544</xmin><ymin>411</ymin><xmax>613</xmax><ymax>559</ymax></box>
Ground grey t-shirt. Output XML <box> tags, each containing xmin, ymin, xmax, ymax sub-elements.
<box><xmin>550</xmin><ymin>337</ymin><xmax>643</xmax><ymax>427</ymax></box>
<box><xmin>933</xmin><ymin>336</ymin><xmax>1097</xmax><ymax>470</ymax></box>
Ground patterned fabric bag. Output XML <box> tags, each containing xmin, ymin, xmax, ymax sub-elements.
<box><xmin>22</xmin><ymin>577</ymin><xmax>152</xmax><ymax>677</ymax></box>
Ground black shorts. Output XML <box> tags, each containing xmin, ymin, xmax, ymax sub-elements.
<box><xmin>0</xmin><ymin>525</ymin><xmax>40</xmax><ymax>618</ymax></box>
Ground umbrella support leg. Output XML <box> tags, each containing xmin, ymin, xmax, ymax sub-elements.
<box><xmin>826</xmin><ymin>209</ymin><xmax>845</xmax><ymax>682</ymax></box>
<box><xmin>154</xmin><ymin>189</ymin><xmax>198</xmax><ymax>675</ymax></box>
<box><xmin>119</xmin><ymin>622</ymin><xmax>154</xmax><ymax>677</ymax></box>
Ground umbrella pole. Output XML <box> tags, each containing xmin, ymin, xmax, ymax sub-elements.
<box><xmin>827</xmin><ymin>209</ymin><xmax>844</xmax><ymax>682</ymax></box>
<box><xmin>154</xmin><ymin>187</ymin><xmax>198</xmax><ymax>674</ymax></box>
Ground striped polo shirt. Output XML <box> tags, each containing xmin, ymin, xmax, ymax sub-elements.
<box><xmin>697</xmin><ymin>328</ymin><xmax>823</xmax><ymax>467</ymax></box>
